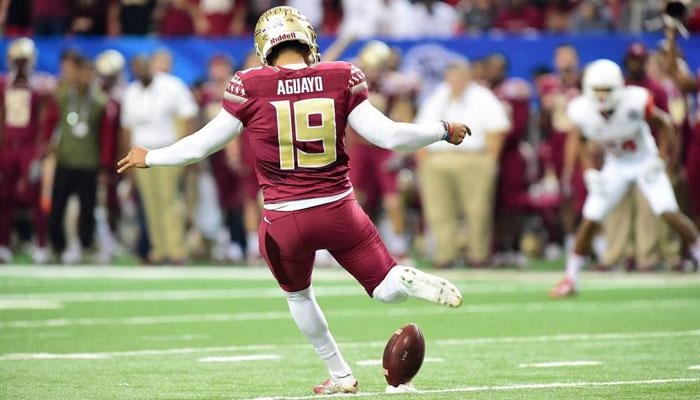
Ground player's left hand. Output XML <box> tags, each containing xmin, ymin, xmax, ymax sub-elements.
<box><xmin>117</xmin><ymin>147</ymin><xmax>149</xmax><ymax>174</ymax></box>
<box><xmin>444</xmin><ymin>121</ymin><xmax>471</xmax><ymax>145</ymax></box>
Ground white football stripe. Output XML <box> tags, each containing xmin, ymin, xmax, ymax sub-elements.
<box><xmin>0</xmin><ymin>285</ymin><xmax>364</xmax><ymax>302</ymax></box>
<box><xmin>2</xmin><ymin>298</ymin><xmax>698</xmax><ymax>328</ymax></box>
<box><xmin>198</xmin><ymin>354</ymin><xmax>281</xmax><ymax>363</ymax></box>
<box><xmin>247</xmin><ymin>378</ymin><xmax>700</xmax><ymax>400</ymax></box>
<box><xmin>0</xmin><ymin>300</ymin><xmax>63</xmax><ymax>310</ymax></box>
<box><xmin>355</xmin><ymin>357</ymin><xmax>444</xmax><ymax>366</ymax></box>
<box><xmin>688</xmin><ymin>365</ymin><xmax>700</xmax><ymax>370</ymax></box>
<box><xmin>518</xmin><ymin>360</ymin><xmax>602</xmax><ymax>368</ymax></box>
<box><xmin>2</xmin><ymin>329</ymin><xmax>698</xmax><ymax>361</ymax></box>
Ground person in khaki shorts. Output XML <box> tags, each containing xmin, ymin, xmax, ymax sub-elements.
<box><xmin>601</xmin><ymin>188</ymin><xmax>662</xmax><ymax>270</ymax></box>
<box><xmin>120</xmin><ymin>55</ymin><xmax>198</xmax><ymax>263</ymax></box>
<box><xmin>416</xmin><ymin>61</ymin><xmax>510</xmax><ymax>267</ymax></box>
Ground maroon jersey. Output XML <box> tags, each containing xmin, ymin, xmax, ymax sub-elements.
<box><xmin>0</xmin><ymin>76</ymin><xmax>44</xmax><ymax>147</ymax></box>
<box><xmin>222</xmin><ymin>61</ymin><xmax>368</xmax><ymax>205</ymax></box>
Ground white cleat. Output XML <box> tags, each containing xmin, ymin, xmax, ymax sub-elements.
<box><xmin>0</xmin><ymin>246</ymin><xmax>13</xmax><ymax>263</ymax></box>
<box><xmin>313</xmin><ymin>374</ymin><xmax>358</xmax><ymax>395</ymax></box>
<box><xmin>399</xmin><ymin>267</ymin><xmax>463</xmax><ymax>308</ymax></box>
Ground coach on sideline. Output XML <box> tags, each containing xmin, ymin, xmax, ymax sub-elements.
<box><xmin>120</xmin><ymin>55</ymin><xmax>198</xmax><ymax>264</ymax></box>
<box><xmin>416</xmin><ymin>60</ymin><xmax>510</xmax><ymax>268</ymax></box>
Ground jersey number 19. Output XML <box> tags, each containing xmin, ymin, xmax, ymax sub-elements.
<box><xmin>271</xmin><ymin>98</ymin><xmax>337</xmax><ymax>170</ymax></box>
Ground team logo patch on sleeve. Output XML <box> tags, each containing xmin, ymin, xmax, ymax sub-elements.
<box><xmin>225</xmin><ymin>75</ymin><xmax>248</xmax><ymax>104</ymax></box>
<box><xmin>348</xmin><ymin>66</ymin><xmax>368</xmax><ymax>94</ymax></box>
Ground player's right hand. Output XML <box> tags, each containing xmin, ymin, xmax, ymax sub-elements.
<box><xmin>117</xmin><ymin>147</ymin><xmax>149</xmax><ymax>174</ymax></box>
<box><xmin>444</xmin><ymin>121</ymin><xmax>471</xmax><ymax>145</ymax></box>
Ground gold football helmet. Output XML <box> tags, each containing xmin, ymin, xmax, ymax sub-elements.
<box><xmin>254</xmin><ymin>6</ymin><xmax>320</xmax><ymax>66</ymax></box>
<box><xmin>7</xmin><ymin>37</ymin><xmax>36</xmax><ymax>71</ymax></box>
<box><xmin>358</xmin><ymin>40</ymin><xmax>391</xmax><ymax>71</ymax></box>
<box><xmin>95</xmin><ymin>49</ymin><xmax>126</xmax><ymax>77</ymax></box>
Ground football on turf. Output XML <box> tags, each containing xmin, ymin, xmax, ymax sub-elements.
<box><xmin>382</xmin><ymin>323</ymin><xmax>425</xmax><ymax>387</ymax></box>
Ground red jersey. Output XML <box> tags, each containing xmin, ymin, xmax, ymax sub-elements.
<box><xmin>0</xmin><ymin>76</ymin><xmax>45</xmax><ymax>147</ymax></box>
<box><xmin>222</xmin><ymin>61</ymin><xmax>368</xmax><ymax>205</ymax></box>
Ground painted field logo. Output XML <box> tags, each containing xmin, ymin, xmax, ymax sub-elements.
<box><xmin>270</xmin><ymin>32</ymin><xmax>296</xmax><ymax>46</ymax></box>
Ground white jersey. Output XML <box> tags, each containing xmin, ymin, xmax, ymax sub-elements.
<box><xmin>567</xmin><ymin>86</ymin><xmax>657</xmax><ymax>161</ymax></box>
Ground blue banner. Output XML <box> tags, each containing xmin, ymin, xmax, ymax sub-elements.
<box><xmin>1</xmin><ymin>34</ymin><xmax>698</xmax><ymax>86</ymax></box>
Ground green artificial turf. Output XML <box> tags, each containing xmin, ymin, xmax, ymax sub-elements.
<box><xmin>0</xmin><ymin>265</ymin><xmax>698</xmax><ymax>399</ymax></box>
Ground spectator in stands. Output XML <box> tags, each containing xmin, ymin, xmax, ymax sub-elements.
<box><xmin>416</xmin><ymin>60</ymin><xmax>509</xmax><ymax>268</ymax></box>
<box><xmin>120</xmin><ymin>55</ymin><xmax>198</xmax><ymax>264</ymax></box>
<box><xmin>229</xmin><ymin>0</ymin><xmax>285</xmax><ymax>35</ymax></box>
<box><xmin>95</xmin><ymin>49</ymin><xmax>127</xmax><ymax>262</ymax></box>
<box><xmin>544</xmin><ymin>0</ymin><xmax>575</xmax><ymax>32</ymax></box>
<box><xmin>538</xmin><ymin>44</ymin><xmax>582</xmax><ymax>250</ymax></box>
<box><xmin>461</xmin><ymin>0</ymin><xmax>497</xmax><ymax>33</ymax></box>
<box><xmin>0</xmin><ymin>0</ymin><xmax>32</xmax><ymax>36</ymax></box>
<box><xmin>30</xmin><ymin>0</ymin><xmax>71</xmax><ymax>35</ymax></box>
<box><xmin>108</xmin><ymin>0</ymin><xmax>157</xmax><ymax>36</ymax></box>
<box><xmin>340</xmin><ymin>0</ymin><xmax>384</xmax><ymax>38</ymax></box>
<box><xmin>571</xmin><ymin>0</ymin><xmax>613</xmax><ymax>32</ymax></box>
<box><xmin>195</xmin><ymin>54</ymin><xmax>246</xmax><ymax>262</ymax></box>
<box><xmin>71</xmin><ymin>0</ymin><xmax>110</xmax><ymax>35</ymax></box>
<box><xmin>195</xmin><ymin>0</ymin><xmax>245</xmax><ymax>36</ymax></box>
<box><xmin>49</xmin><ymin>56</ymin><xmax>107</xmax><ymax>263</ymax></box>
<box><xmin>0</xmin><ymin>38</ymin><xmax>52</xmax><ymax>264</ymax></box>
<box><xmin>156</xmin><ymin>0</ymin><xmax>200</xmax><ymax>36</ymax></box>
<box><xmin>493</xmin><ymin>0</ymin><xmax>543</xmax><ymax>32</ymax></box>
<box><xmin>411</xmin><ymin>0</ymin><xmax>460</xmax><ymax>37</ymax></box>
<box><xmin>151</xmin><ymin>48</ymin><xmax>173</xmax><ymax>74</ymax></box>
<box><xmin>484</xmin><ymin>53</ymin><xmax>532</xmax><ymax>266</ymax></box>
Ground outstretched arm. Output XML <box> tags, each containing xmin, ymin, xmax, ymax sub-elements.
<box><xmin>117</xmin><ymin>109</ymin><xmax>243</xmax><ymax>173</ymax></box>
<box><xmin>347</xmin><ymin>100</ymin><xmax>469</xmax><ymax>151</ymax></box>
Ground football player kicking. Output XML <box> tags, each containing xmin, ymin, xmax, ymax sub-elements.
<box><xmin>118</xmin><ymin>6</ymin><xmax>468</xmax><ymax>395</ymax></box>
<box><xmin>550</xmin><ymin>59</ymin><xmax>700</xmax><ymax>298</ymax></box>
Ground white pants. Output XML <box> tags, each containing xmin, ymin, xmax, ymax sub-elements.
<box><xmin>583</xmin><ymin>155</ymin><xmax>679</xmax><ymax>222</ymax></box>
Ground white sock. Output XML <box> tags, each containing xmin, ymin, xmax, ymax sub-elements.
<box><xmin>372</xmin><ymin>266</ymin><xmax>408</xmax><ymax>303</ymax></box>
<box><xmin>246</xmin><ymin>231</ymin><xmax>259</xmax><ymax>257</ymax></box>
<box><xmin>286</xmin><ymin>286</ymin><xmax>352</xmax><ymax>379</ymax></box>
<box><xmin>691</xmin><ymin>238</ymin><xmax>700</xmax><ymax>264</ymax></box>
<box><xmin>565</xmin><ymin>252</ymin><xmax>587</xmax><ymax>282</ymax></box>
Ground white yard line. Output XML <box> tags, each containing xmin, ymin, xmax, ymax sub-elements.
<box><xmin>0</xmin><ymin>300</ymin><xmax>63</xmax><ymax>310</ymax></box>
<box><xmin>141</xmin><ymin>334</ymin><xmax>210</xmax><ymax>342</ymax></box>
<box><xmin>355</xmin><ymin>357</ymin><xmax>444</xmax><ymax>366</ymax></box>
<box><xmin>0</xmin><ymin>285</ymin><xmax>364</xmax><ymax>302</ymax></box>
<box><xmin>518</xmin><ymin>360</ymin><xmax>602</xmax><ymax>368</ymax></box>
<box><xmin>689</xmin><ymin>365</ymin><xmax>700</xmax><ymax>370</ymax></box>
<box><xmin>247</xmin><ymin>377</ymin><xmax>700</xmax><ymax>400</ymax></box>
<box><xmin>2</xmin><ymin>328</ymin><xmax>699</xmax><ymax>361</ymax></box>
<box><xmin>198</xmin><ymin>354</ymin><xmax>281</xmax><ymax>363</ymax></box>
<box><xmin>2</xmin><ymin>298</ymin><xmax>698</xmax><ymax>329</ymax></box>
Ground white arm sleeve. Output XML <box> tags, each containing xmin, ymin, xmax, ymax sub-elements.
<box><xmin>347</xmin><ymin>100</ymin><xmax>446</xmax><ymax>152</ymax></box>
<box><xmin>145</xmin><ymin>109</ymin><xmax>244</xmax><ymax>166</ymax></box>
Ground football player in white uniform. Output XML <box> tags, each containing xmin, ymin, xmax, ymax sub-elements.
<box><xmin>550</xmin><ymin>59</ymin><xmax>700</xmax><ymax>298</ymax></box>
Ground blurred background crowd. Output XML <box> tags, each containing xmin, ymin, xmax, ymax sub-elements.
<box><xmin>0</xmin><ymin>1</ymin><xmax>699</xmax><ymax>272</ymax></box>
<box><xmin>1</xmin><ymin>0</ymin><xmax>700</xmax><ymax>37</ymax></box>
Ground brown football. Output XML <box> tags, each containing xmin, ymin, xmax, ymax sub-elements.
<box><xmin>382</xmin><ymin>323</ymin><xmax>425</xmax><ymax>387</ymax></box>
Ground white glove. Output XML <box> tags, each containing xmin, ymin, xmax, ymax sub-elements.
<box><xmin>583</xmin><ymin>169</ymin><xmax>605</xmax><ymax>196</ymax></box>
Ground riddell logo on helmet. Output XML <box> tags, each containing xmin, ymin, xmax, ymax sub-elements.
<box><xmin>270</xmin><ymin>32</ymin><xmax>296</xmax><ymax>45</ymax></box>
